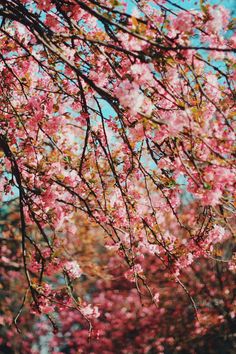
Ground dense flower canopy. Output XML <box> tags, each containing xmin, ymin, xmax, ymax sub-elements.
<box><xmin>0</xmin><ymin>0</ymin><xmax>235</xmax><ymax>353</ymax></box>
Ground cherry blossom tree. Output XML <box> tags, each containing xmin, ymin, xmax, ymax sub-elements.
<box><xmin>0</xmin><ymin>0</ymin><xmax>235</xmax><ymax>353</ymax></box>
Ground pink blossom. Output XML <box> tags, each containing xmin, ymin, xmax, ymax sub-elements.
<box><xmin>64</xmin><ymin>261</ymin><xmax>82</xmax><ymax>280</ymax></box>
<box><xmin>114</xmin><ymin>79</ymin><xmax>144</xmax><ymax>115</ymax></box>
<box><xmin>124</xmin><ymin>264</ymin><xmax>143</xmax><ymax>282</ymax></box>
<box><xmin>172</xmin><ymin>12</ymin><xmax>193</xmax><ymax>33</ymax></box>
<box><xmin>206</xmin><ymin>6</ymin><xmax>230</xmax><ymax>34</ymax></box>
<box><xmin>81</xmin><ymin>304</ymin><xmax>100</xmax><ymax>319</ymax></box>
<box><xmin>129</xmin><ymin>63</ymin><xmax>154</xmax><ymax>85</ymax></box>
<box><xmin>153</xmin><ymin>293</ymin><xmax>160</xmax><ymax>304</ymax></box>
<box><xmin>202</xmin><ymin>189</ymin><xmax>222</xmax><ymax>206</ymax></box>
<box><xmin>208</xmin><ymin>225</ymin><xmax>227</xmax><ymax>245</ymax></box>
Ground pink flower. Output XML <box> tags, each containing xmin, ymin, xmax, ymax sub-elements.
<box><xmin>167</xmin><ymin>112</ymin><xmax>187</xmax><ymax>135</ymax></box>
<box><xmin>129</xmin><ymin>63</ymin><xmax>154</xmax><ymax>85</ymax></box>
<box><xmin>38</xmin><ymin>0</ymin><xmax>52</xmax><ymax>11</ymax></box>
<box><xmin>124</xmin><ymin>264</ymin><xmax>143</xmax><ymax>282</ymax></box>
<box><xmin>229</xmin><ymin>254</ymin><xmax>236</xmax><ymax>273</ymax></box>
<box><xmin>172</xmin><ymin>12</ymin><xmax>193</xmax><ymax>33</ymax></box>
<box><xmin>114</xmin><ymin>79</ymin><xmax>144</xmax><ymax>115</ymax></box>
<box><xmin>153</xmin><ymin>293</ymin><xmax>160</xmax><ymax>304</ymax></box>
<box><xmin>39</xmin><ymin>303</ymin><xmax>55</xmax><ymax>315</ymax></box>
<box><xmin>206</xmin><ymin>6</ymin><xmax>230</xmax><ymax>34</ymax></box>
<box><xmin>208</xmin><ymin>225</ymin><xmax>227</xmax><ymax>245</ymax></box>
<box><xmin>64</xmin><ymin>261</ymin><xmax>82</xmax><ymax>280</ymax></box>
<box><xmin>202</xmin><ymin>189</ymin><xmax>222</xmax><ymax>206</ymax></box>
<box><xmin>81</xmin><ymin>304</ymin><xmax>100</xmax><ymax>318</ymax></box>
